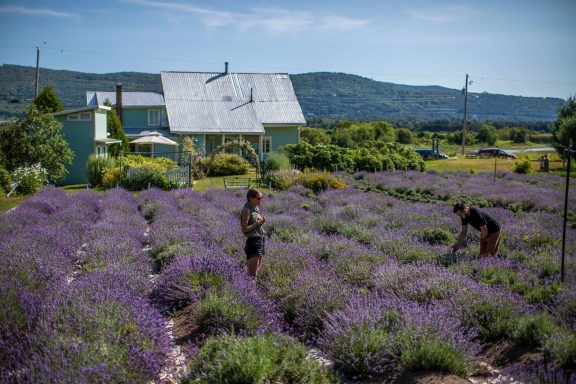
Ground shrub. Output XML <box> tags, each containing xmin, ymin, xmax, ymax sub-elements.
<box><xmin>451</xmin><ymin>288</ymin><xmax>522</xmax><ymax>343</ymax></box>
<box><xmin>123</xmin><ymin>154</ymin><xmax>178</xmax><ymax>173</ymax></box>
<box><xmin>417</xmin><ymin>228</ymin><xmax>455</xmax><ymax>245</ymax></box>
<box><xmin>86</xmin><ymin>154</ymin><xmax>116</xmax><ymax>187</ymax></box>
<box><xmin>0</xmin><ymin>165</ymin><xmax>11</xmax><ymax>195</ymax></box>
<box><xmin>120</xmin><ymin>169</ymin><xmax>178</xmax><ymax>191</ymax></box>
<box><xmin>101</xmin><ymin>167</ymin><xmax>121</xmax><ymax>189</ymax></box>
<box><xmin>204</xmin><ymin>153</ymin><xmax>250</xmax><ymax>176</ymax></box>
<box><xmin>265</xmin><ymin>151</ymin><xmax>291</xmax><ymax>171</ymax></box>
<box><xmin>398</xmin><ymin>336</ymin><xmax>469</xmax><ymax>377</ymax></box>
<box><xmin>264</xmin><ymin>169</ymin><xmax>302</xmax><ymax>190</ymax></box>
<box><xmin>513</xmin><ymin>159</ymin><xmax>532</xmax><ymax>174</ymax></box>
<box><xmin>543</xmin><ymin>328</ymin><xmax>576</xmax><ymax>368</ymax></box>
<box><xmin>185</xmin><ymin>334</ymin><xmax>338</xmax><ymax>383</ymax></box>
<box><xmin>512</xmin><ymin>312</ymin><xmax>556</xmax><ymax>346</ymax></box>
<box><xmin>296</xmin><ymin>171</ymin><xmax>348</xmax><ymax>193</ymax></box>
<box><xmin>11</xmin><ymin>163</ymin><xmax>48</xmax><ymax>195</ymax></box>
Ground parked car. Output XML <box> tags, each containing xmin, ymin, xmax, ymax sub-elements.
<box><xmin>476</xmin><ymin>148</ymin><xmax>517</xmax><ymax>159</ymax></box>
<box><xmin>413</xmin><ymin>149</ymin><xmax>449</xmax><ymax>160</ymax></box>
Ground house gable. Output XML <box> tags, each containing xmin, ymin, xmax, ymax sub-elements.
<box><xmin>54</xmin><ymin>105</ymin><xmax>112</xmax><ymax>184</ymax></box>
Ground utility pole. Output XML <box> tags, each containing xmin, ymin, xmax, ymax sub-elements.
<box><xmin>561</xmin><ymin>139</ymin><xmax>574</xmax><ymax>283</ymax></box>
<box><xmin>461</xmin><ymin>74</ymin><xmax>469</xmax><ymax>155</ymax></box>
<box><xmin>34</xmin><ymin>46</ymin><xmax>40</xmax><ymax>98</ymax></box>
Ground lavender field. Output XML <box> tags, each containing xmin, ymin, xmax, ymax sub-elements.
<box><xmin>1</xmin><ymin>170</ymin><xmax>575</xmax><ymax>384</ymax></box>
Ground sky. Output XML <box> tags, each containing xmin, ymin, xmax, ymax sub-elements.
<box><xmin>0</xmin><ymin>0</ymin><xmax>575</xmax><ymax>99</ymax></box>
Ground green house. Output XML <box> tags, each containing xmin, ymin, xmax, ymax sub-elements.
<box><xmin>86</xmin><ymin>65</ymin><xmax>306</xmax><ymax>162</ymax></box>
<box><xmin>54</xmin><ymin>105</ymin><xmax>121</xmax><ymax>184</ymax></box>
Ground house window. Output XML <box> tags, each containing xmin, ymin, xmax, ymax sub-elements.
<box><xmin>67</xmin><ymin>112</ymin><xmax>92</xmax><ymax>121</ymax></box>
<box><xmin>262</xmin><ymin>136</ymin><xmax>272</xmax><ymax>155</ymax></box>
<box><xmin>148</xmin><ymin>109</ymin><xmax>160</xmax><ymax>126</ymax></box>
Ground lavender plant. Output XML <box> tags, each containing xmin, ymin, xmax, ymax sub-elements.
<box><xmin>185</xmin><ymin>334</ymin><xmax>339</xmax><ymax>383</ymax></box>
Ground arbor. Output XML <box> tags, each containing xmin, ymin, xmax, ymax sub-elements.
<box><xmin>31</xmin><ymin>85</ymin><xmax>63</xmax><ymax>113</ymax></box>
<box><xmin>0</xmin><ymin>105</ymin><xmax>73</xmax><ymax>182</ymax></box>
<box><xmin>552</xmin><ymin>97</ymin><xmax>576</xmax><ymax>155</ymax></box>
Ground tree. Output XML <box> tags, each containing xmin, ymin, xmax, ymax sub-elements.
<box><xmin>552</xmin><ymin>97</ymin><xmax>576</xmax><ymax>155</ymax></box>
<box><xmin>372</xmin><ymin>121</ymin><xmax>396</xmax><ymax>142</ymax></box>
<box><xmin>300</xmin><ymin>127</ymin><xmax>331</xmax><ymax>145</ymax></box>
<box><xmin>31</xmin><ymin>85</ymin><xmax>63</xmax><ymax>113</ymax></box>
<box><xmin>103</xmin><ymin>100</ymin><xmax>129</xmax><ymax>157</ymax></box>
<box><xmin>476</xmin><ymin>124</ymin><xmax>497</xmax><ymax>145</ymax></box>
<box><xmin>510</xmin><ymin>127</ymin><xmax>528</xmax><ymax>143</ymax></box>
<box><xmin>446</xmin><ymin>130</ymin><xmax>476</xmax><ymax>146</ymax></box>
<box><xmin>107</xmin><ymin>108</ymin><xmax>129</xmax><ymax>157</ymax></box>
<box><xmin>0</xmin><ymin>105</ymin><xmax>73</xmax><ymax>182</ymax></box>
<box><xmin>396</xmin><ymin>128</ymin><xmax>413</xmax><ymax>144</ymax></box>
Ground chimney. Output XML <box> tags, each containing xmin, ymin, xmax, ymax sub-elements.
<box><xmin>224</xmin><ymin>62</ymin><xmax>229</xmax><ymax>74</ymax></box>
<box><xmin>116</xmin><ymin>83</ymin><xmax>123</xmax><ymax>124</ymax></box>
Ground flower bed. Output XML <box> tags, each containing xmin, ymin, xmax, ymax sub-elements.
<box><xmin>1</xmin><ymin>170</ymin><xmax>575</xmax><ymax>383</ymax></box>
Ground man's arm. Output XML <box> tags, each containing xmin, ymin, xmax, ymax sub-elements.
<box><xmin>452</xmin><ymin>224</ymin><xmax>468</xmax><ymax>251</ymax></box>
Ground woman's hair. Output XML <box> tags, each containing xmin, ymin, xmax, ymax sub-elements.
<box><xmin>452</xmin><ymin>203</ymin><xmax>466</xmax><ymax>213</ymax></box>
<box><xmin>246</xmin><ymin>188</ymin><xmax>261</xmax><ymax>201</ymax></box>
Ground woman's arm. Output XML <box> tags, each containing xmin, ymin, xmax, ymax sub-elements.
<box><xmin>241</xmin><ymin>208</ymin><xmax>263</xmax><ymax>234</ymax></box>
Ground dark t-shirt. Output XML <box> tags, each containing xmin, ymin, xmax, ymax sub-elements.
<box><xmin>461</xmin><ymin>207</ymin><xmax>501</xmax><ymax>234</ymax></box>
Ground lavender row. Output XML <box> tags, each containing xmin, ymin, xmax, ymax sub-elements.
<box><xmin>1</xmin><ymin>187</ymin><xmax>173</xmax><ymax>383</ymax></box>
<box><xmin>139</xmin><ymin>189</ymin><xmax>285</xmax><ymax>345</ymax></box>
<box><xmin>162</xmin><ymin>183</ymin><xmax>575</xmax><ymax>382</ymax></box>
<box><xmin>1</xmin><ymin>187</ymin><xmax>102</xmax><ymax>379</ymax></box>
<box><xmin>350</xmin><ymin>170</ymin><xmax>576</xmax><ymax>216</ymax></box>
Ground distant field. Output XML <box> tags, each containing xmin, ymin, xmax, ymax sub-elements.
<box><xmin>426</xmin><ymin>149</ymin><xmax>561</xmax><ymax>173</ymax></box>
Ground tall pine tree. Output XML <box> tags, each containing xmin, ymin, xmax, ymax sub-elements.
<box><xmin>31</xmin><ymin>85</ymin><xmax>64</xmax><ymax>113</ymax></box>
<box><xmin>104</xmin><ymin>100</ymin><xmax>129</xmax><ymax>158</ymax></box>
<box><xmin>107</xmin><ymin>108</ymin><xmax>129</xmax><ymax>158</ymax></box>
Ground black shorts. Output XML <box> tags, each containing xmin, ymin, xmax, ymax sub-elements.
<box><xmin>245</xmin><ymin>236</ymin><xmax>264</xmax><ymax>259</ymax></box>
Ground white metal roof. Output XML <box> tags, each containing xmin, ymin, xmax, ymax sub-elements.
<box><xmin>53</xmin><ymin>105</ymin><xmax>111</xmax><ymax>116</ymax></box>
<box><xmin>86</xmin><ymin>91</ymin><xmax>165</xmax><ymax>107</ymax></box>
<box><xmin>160</xmin><ymin>72</ymin><xmax>306</xmax><ymax>134</ymax></box>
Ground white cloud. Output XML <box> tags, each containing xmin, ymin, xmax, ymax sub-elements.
<box><xmin>0</xmin><ymin>6</ymin><xmax>75</xmax><ymax>17</ymax></box>
<box><xmin>407</xmin><ymin>5</ymin><xmax>473</xmax><ymax>24</ymax></box>
<box><xmin>123</xmin><ymin>0</ymin><xmax>369</xmax><ymax>34</ymax></box>
<box><xmin>318</xmin><ymin>14</ymin><xmax>371</xmax><ymax>31</ymax></box>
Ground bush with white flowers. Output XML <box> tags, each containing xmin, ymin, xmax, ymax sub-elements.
<box><xmin>12</xmin><ymin>163</ymin><xmax>48</xmax><ymax>195</ymax></box>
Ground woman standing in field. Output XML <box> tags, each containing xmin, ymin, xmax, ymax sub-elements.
<box><xmin>241</xmin><ymin>188</ymin><xmax>266</xmax><ymax>282</ymax></box>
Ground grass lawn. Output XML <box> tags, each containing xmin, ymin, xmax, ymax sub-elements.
<box><xmin>193</xmin><ymin>170</ymin><xmax>265</xmax><ymax>192</ymax></box>
<box><xmin>426</xmin><ymin>150</ymin><xmax>563</xmax><ymax>173</ymax></box>
<box><xmin>0</xmin><ymin>195</ymin><xmax>26</xmax><ymax>213</ymax></box>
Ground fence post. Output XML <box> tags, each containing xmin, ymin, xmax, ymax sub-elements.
<box><xmin>119</xmin><ymin>151</ymin><xmax>123</xmax><ymax>184</ymax></box>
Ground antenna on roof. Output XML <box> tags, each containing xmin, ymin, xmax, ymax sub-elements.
<box><xmin>224</xmin><ymin>62</ymin><xmax>229</xmax><ymax>74</ymax></box>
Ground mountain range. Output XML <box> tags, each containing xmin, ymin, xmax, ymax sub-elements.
<box><xmin>0</xmin><ymin>64</ymin><xmax>566</xmax><ymax>123</ymax></box>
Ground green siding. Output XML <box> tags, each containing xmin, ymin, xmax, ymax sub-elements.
<box><xmin>94</xmin><ymin>110</ymin><xmax>108</xmax><ymax>139</ymax></box>
<box><xmin>122</xmin><ymin>108</ymin><xmax>149</xmax><ymax>129</ymax></box>
<box><xmin>122</xmin><ymin>107</ymin><xmax>167</xmax><ymax>129</ymax></box>
<box><xmin>264</xmin><ymin>125</ymin><xmax>300</xmax><ymax>152</ymax></box>
<box><xmin>57</xmin><ymin>114</ymin><xmax>95</xmax><ymax>185</ymax></box>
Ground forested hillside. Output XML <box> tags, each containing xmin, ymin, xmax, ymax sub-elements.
<box><xmin>0</xmin><ymin>64</ymin><xmax>565</xmax><ymax>123</ymax></box>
